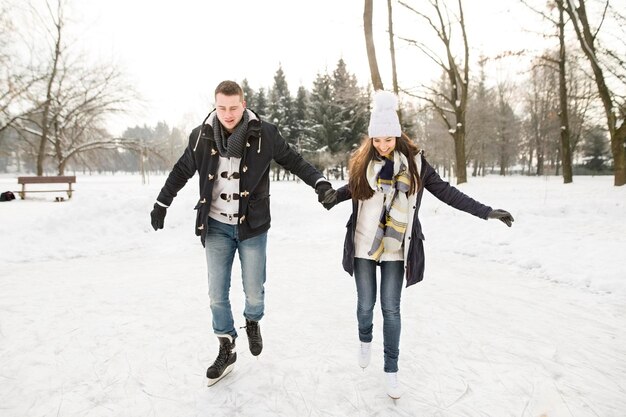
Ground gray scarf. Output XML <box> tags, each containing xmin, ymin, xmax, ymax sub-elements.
<box><xmin>212</xmin><ymin>110</ymin><xmax>250</xmax><ymax>158</ymax></box>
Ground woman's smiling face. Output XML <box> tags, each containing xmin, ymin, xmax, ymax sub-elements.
<box><xmin>372</xmin><ymin>136</ymin><xmax>396</xmax><ymax>157</ymax></box>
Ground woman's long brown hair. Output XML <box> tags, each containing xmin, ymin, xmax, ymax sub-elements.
<box><xmin>348</xmin><ymin>132</ymin><xmax>422</xmax><ymax>200</ymax></box>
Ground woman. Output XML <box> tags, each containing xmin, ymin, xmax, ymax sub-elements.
<box><xmin>323</xmin><ymin>91</ymin><xmax>514</xmax><ymax>399</ymax></box>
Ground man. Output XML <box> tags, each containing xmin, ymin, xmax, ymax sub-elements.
<box><xmin>150</xmin><ymin>80</ymin><xmax>336</xmax><ymax>386</ymax></box>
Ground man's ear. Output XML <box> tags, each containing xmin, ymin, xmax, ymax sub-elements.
<box><xmin>242</xmin><ymin>100</ymin><xmax>247</xmax><ymax>109</ymax></box>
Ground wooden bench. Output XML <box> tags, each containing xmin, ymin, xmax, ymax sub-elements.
<box><xmin>17</xmin><ymin>176</ymin><xmax>76</xmax><ymax>200</ymax></box>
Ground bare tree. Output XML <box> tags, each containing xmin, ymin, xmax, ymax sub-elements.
<box><xmin>0</xmin><ymin>7</ymin><xmax>45</xmax><ymax>137</ymax></box>
<box><xmin>34</xmin><ymin>0</ymin><xmax>64</xmax><ymax>176</ymax></box>
<box><xmin>14</xmin><ymin>0</ymin><xmax>137</xmax><ymax>175</ymax></box>
<box><xmin>524</xmin><ymin>61</ymin><xmax>560</xmax><ymax>175</ymax></box>
<box><xmin>46</xmin><ymin>64</ymin><xmax>134</xmax><ymax>174</ymax></box>
<box><xmin>466</xmin><ymin>56</ymin><xmax>497</xmax><ymax>177</ymax></box>
<box><xmin>423</xmin><ymin>105</ymin><xmax>456</xmax><ymax>176</ymax></box>
<box><xmin>398</xmin><ymin>0</ymin><xmax>470</xmax><ymax>184</ymax></box>
<box><xmin>564</xmin><ymin>0</ymin><xmax>626</xmax><ymax>186</ymax></box>
<box><xmin>364</xmin><ymin>0</ymin><xmax>384</xmax><ymax>90</ymax></box>
<box><xmin>494</xmin><ymin>81</ymin><xmax>521</xmax><ymax>175</ymax></box>
<box><xmin>555</xmin><ymin>0</ymin><xmax>574</xmax><ymax>183</ymax></box>
<box><xmin>520</xmin><ymin>0</ymin><xmax>575</xmax><ymax>182</ymax></box>
<box><xmin>387</xmin><ymin>0</ymin><xmax>402</xmax><ymax>124</ymax></box>
<box><xmin>566</xmin><ymin>54</ymin><xmax>594</xmax><ymax>156</ymax></box>
<box><xmin>387</xmin><ymin>0</ymin><xmax>399</xmax><ymax>95</ymax></box>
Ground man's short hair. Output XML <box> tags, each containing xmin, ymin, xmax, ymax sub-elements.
<box><xmin>215</xmin><ymin>80</ymin><xmax>243</xmax><ymax>100</ymax></box>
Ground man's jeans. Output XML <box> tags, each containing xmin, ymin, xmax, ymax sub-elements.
<box><xmin>354</xmin><ymin>258</ymin><xmax>404</xmax><ymax>373</ymax></box>
<box><xmin>205</xmin><ymin>217</ymin><xmax>267</xmax><ymax>338</ymax></box>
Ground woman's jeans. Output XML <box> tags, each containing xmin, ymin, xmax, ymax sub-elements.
<box><xmin>354</xmin><ymin>257</ymin><xmax>404</xmax><ymax>372</ymax></box>
<box><xmin>205</xmin><ymin>217</ymin><xmax>267</xmax><ymax>338</ymax></box>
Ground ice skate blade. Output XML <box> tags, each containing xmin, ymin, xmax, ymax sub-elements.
<box><xmin>207</xmin><ymin>363</ymin><xmax>234</xmax><ymax>387</ymax></box>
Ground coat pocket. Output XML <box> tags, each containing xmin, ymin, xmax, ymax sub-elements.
<box><xmin>246</xmin><ymin>193</ymin><xmax>270</xmax><ymax>229</ymax></box>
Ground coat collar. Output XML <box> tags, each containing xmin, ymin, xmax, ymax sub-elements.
<box><xmin>194</xmin><ymin>109</ymin><xmax>261</xmax><ymax>152</ymax></box>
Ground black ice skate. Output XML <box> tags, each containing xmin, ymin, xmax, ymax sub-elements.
<box><xmin>243</xmin><ymin>319</ymin><xmax>263</xmax><ymax>356</ymax></box>
<box><xmin>206</xmin><ymin>335</ymin><xmax>236</xmax><ymax>386</ymax></box>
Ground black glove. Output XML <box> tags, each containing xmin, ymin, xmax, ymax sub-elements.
<box><xmin>322</xmin><ymin>199</ymin><xmax>338</xmax><ymax>211</ymax></box>
<box><xmin>488</xmin><ymin>209</ymin><xmax>514</xmax><ymax>227</ymax></box>
<box><xmin>150</xmin><ymin>203</ymin><xmax>167</xmax><ymax>231</ymax></box>
<box><xmin>315</xmin><ymin>181</ymin><xmax>338</xmax><ymax>209</ymax></box>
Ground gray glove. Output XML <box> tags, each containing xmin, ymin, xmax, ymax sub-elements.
<box><xmin>315</xmin><ymin>181</ymin><xmax>338</xmax><ymax>208</ymax></box>
<box><xmin>488</xmin><ymin>209</ymin><xmax>514</xmax><ymax>227</ymax></box>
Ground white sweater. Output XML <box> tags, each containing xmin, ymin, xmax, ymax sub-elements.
<box><xmin>209</xmin><ymin>156</ymin><xmax>241</xmax><ymax>224</ymax></box>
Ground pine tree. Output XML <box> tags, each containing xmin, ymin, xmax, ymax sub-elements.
<box><xmin>241</xmin><ymin>79</ymin><xmax>255</xmax><ymax>110</ymax></box>
<box><xmin>268</xmin><ymin>65</ymin><xmax>293</xmax><ymax>141</ymax></box>
<box><xmin>254</xmin><ymin>88</ymin><xmax>268</xmax><ymax>119</ymax></box>
<box><xmin>154</xmin><ymin>121</ymin><xmax>170</xmax><ymax>142</ymax></box>
<box><xmin>292</xmin><ymin>86</ymin><xmax>309</xmax><ymax>152</ymax></box>
<box><xmin>583</xmin><ymin>125</ymin><xmax>610</xmax><ymax>173</ymax></box>
<box><xmin>332</xmin><ymin>59</ymin><xmax>369</xmax><ymax>152</ymax></box>
<box><xmin>307</xmin><ymin>72</ymin><xmax>342</xmax><ymax>153</ymax></box>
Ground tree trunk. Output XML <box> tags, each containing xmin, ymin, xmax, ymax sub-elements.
<box><xmin>565</xmin><ymin>0</ymin><xmax>625</xmax><ymax>185</ymax></box>
<box><xmin>452</xmin><ymin>0</ymin><xmax>469</xmax><ymax>184</ymax></box>
<box><xmin>536</xmin><ymin>150</ymin><xmax>544</xmax><ymax>176</ymax></box>
<box><xmin>36</xmin><ymin>1</ymin><xmax>64</xmax><ymax>176</ymax></box>
<box><xmin>557</xmin><ymin>0</ymin><xmax>573</xmax><ymax>183</ymax></box>
<box><xmin>340</xmin><ymin>160</ymin><xmax>345</xmax><ymax>180</ymax></box>
<box><xmin>387</xmin><ymin>0</ymin><xmax>401</xmax><ymax>124</ymax></box>
<box><xmin>54</xmin><ymin>119</ymin><xmax>64</xmax><ymax>175</ymax></box>
<box><xmin>387</xmin><ymin>0</ymin><xmax>398</xmax><ymax>94</ymax></box>
<box><xmin>454</xmin><ymin>131</ymin><xmax>467</xmax><ymax>184</ymax></box>
<box><xmin>364</xmin><ymin>0</ymin><xmax>384</xmax><ymax>91</ymax></box>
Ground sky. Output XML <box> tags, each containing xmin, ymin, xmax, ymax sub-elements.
<box><xmin>50</xmin><ymin>0</ymin><xmax>549</xmax><ymax>136</ymax></box>
<box><xmin>0</xmin><ymin>173</ymin><xmax>625</xmax><ymax>416</ymax></box>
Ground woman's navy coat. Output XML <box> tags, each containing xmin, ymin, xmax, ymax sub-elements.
<box><xmin>338</xmin><ymin>152</ymin><xmax>492</xmax><ymax>287</ymax></box>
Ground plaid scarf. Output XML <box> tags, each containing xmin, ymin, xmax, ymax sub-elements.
<box><xmin>213</xmin><ymin>110</ymin><xmax>250</xmax><ymax>158</ymax></box>
<box><xmin>366</xmin><ymin>151</ymin><xmax>411</xmax><ymax>261</ymax></box>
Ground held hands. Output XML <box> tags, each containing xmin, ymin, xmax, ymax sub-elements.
<box><xmin>150</xmin><ymin>203</ymin><xmax>167</xmax><ymax>231</ymax></box>
<box><xmin>315</xmin><ymin>181</ymin><xmax>338</xmax><ymax>210</ymax></box>
<box><xmin>322</xmin><ymin>199</ymin><xmax>338</xmax><ymax>210</ymax></box>
<box><xmin>488</xmin><ymin>209</ymin><xmax>514</xmax><ymax>227</ymax></box>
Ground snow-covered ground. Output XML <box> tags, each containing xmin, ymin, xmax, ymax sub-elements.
<box><xmin>0</xmin><ymin>173</ymin><xmax>624</xmax><ymax>417</ymax></box>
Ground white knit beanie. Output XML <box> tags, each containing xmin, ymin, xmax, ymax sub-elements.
<box><xmin>368</xmin><ymin>90</ymin><xmax>401</xmax><ymax>138</ymax></box>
